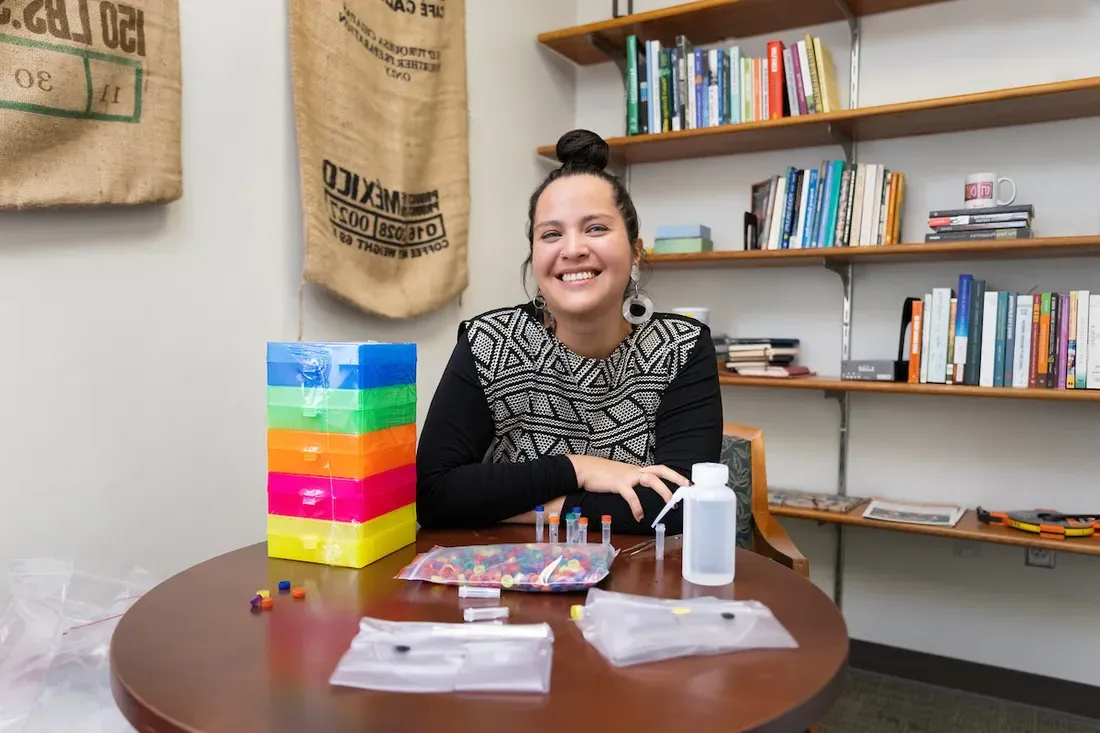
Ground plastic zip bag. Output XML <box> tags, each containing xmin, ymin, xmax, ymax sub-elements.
<box><xmin>395</xmin><ymin>543</ymin><xmax>617</xmax><ymax>592</ymax></box>
<box><xmin>0</xmin><ymin>559</ymin><xmax>156</xmax><ymax>733</ymax></box>
<box><xmin>329</xmin><ymin>617</ymin><xmax>554</xmax><ymax>694</ymax></box>
<box><xmin>571</xmin><ymin>588</ymin><xmax>798</xmax><ymax>667</ymax></box>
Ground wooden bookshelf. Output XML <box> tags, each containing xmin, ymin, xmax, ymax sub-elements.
<box><xmin>719</xmin><ymin>374</ymin><xmax>1100</xmax><ymax>402</ymax></box>
<box><xmin>537</xmin><ymin>0</ymin><xmax>953</xmax><ymax>66</ymax></box>
<box><xmin>769</xmin><ymin>497</ymin><xmax>1100</xmax><ymax>557</ymax></box>
<box><xmin>646</xmin><ymin>235</ymin><xmax>1100</xmax><ymax>268</ymax></box>
<box><xmin>536</xmin><ymin>77</ymin><xmax>1100</xmax><ymax>166</ymax></box>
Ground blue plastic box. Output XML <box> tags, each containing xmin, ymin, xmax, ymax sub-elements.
<box><xmin>655</xmin><ymin>224</ymin><xmax>711</xmax><ymax>240</ymax></box>
<box><xmin>266</xmin><ymin>342</ymin><xmax>416</xmax><ymax>390</ymax></box>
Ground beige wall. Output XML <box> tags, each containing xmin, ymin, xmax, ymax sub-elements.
<box><xmin>0</xmin><ymin>0</ymin><xmax>576</xmax><ymax>597</ymax></box>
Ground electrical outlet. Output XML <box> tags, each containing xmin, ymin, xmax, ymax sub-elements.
<box><xmin>1025</xmin><ymin>547</ymin><xmax>1055</xmax><ymax>569</ymax></box>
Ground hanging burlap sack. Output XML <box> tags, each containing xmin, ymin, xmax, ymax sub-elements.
<box><xmin>0</xmin><ymin>0</ymin><xmax>182</xmax><ymax>209</ymax></box>
<box><xmin>289</xmin><ymin>0</ymin><xmax>470</xmax><ymax>319</ymax></box>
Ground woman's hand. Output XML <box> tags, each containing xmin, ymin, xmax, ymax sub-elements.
<box><xmin>567</xmin><ymin>455</ymin><xmax>689</xmax><ymax>521</ymax></box>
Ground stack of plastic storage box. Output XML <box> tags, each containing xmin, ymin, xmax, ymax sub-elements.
<box><xmin>265</xmin><ymin>341</ymin><xmax>418</xmax><ymax>568</ymax></box>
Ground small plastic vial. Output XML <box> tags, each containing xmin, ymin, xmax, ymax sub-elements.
<box><xmin>548</xmin><ymin>513</ymin><xmax>560</xmax><ymax>543</ymax></box>
<box><xmin>458</xmin><ymin>585</ymin><xmax>501</xmax><ymax>599</ymax></box>
<box><xmin>601</xmin><ymin>514</ymin><xmax>612</xmax><ymax>545</ymax></box>
<box><xmin>655</xmin><ymin>522</ymin><xmax>666</xmax><ymax>559</ymax></box>
<box><xmin>463</xmin><ymin>606</ymin><xmax>509</xmax><ymax>622</ymax></box>
<box><xmin>578</xmin><ymin>517</ymin><xmax>588</xmax><ymax>544</ymax></box>
<box><xmin>535</xmin><ymin>505</ymin><xmax>545</xmax><ymax>542</ymax></box>
<box><xmin>565</xmin><ymin>513</ymin><xmax>576</xmax><ymax>543</ymax></box>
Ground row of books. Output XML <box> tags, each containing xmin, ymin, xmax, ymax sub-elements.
<box><xmin>624</xmin><ymin>33</ymin><xmax>841</xmax><ymax>136</ymax></box>
<box><xmin>750</xmin><ymin>161</ymin><xmax>906</xmax><ymax>250</ymax></box>
<box><xmin>908</xmin><ymin>275</ymin><xmax>1099</xmax><ymax>389</ymax></box>
<box><xmin>924</xmin><ymin>203</ymin><xmax>1035</xmax><ymax>243</ymax></box>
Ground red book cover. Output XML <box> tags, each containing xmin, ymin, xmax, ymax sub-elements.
<box><xmin>767</xmin><ymin>40</ymin><xmax>786</xmax><ymax>119</ymax></box>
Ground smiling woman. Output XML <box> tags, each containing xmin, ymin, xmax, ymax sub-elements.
<box><xmin>416</xmin><ymin>129</ymin><xmax>723</xmax><ymax>535</ymax></box>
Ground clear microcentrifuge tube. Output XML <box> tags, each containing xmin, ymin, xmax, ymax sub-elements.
<box><xmin>655</xmin><ymin>522</ymin><xmax>666</xmax><ymax>559</ymax></box>
<box><xmin>549</xmin><ymin>513</ymin><xmax>560</xmax><ymax>543</ymax></box>
<box><xmin>578</xmin><ymin>517</ymin><xmax>588</xmax><ymax>544</ymax></box>
<box><xmin>535</xmin><ymin>505</ymin><xmax>545</xmax><ymax>542</ymax></box>
<box><xmin>464</xmin><ymin>606</ymin><xmax>509</xmax><ymax>622</ymax></box>
<box><xmin>601</xmin><ymin>514</ymin><xmax>612</xmax><ymax>545</ymax></box>
<box><xmin>458</xmin><ymin>585</ymin><xmax>501</xmax><ymax>599</ymax></box>
<box><xmin>565</xmin><ymin>513</ymin><xmax>576</xmax><ymax>543</ymax></box>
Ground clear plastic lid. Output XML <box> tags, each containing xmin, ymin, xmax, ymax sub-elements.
<box><xmin>691</xmin><ymin>462</ymin><xmax>729</xmax><ymax>486</ymax></box>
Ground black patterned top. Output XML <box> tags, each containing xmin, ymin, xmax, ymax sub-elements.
<box><xmin>416</xmin><ymin>301</ymin><xmax>722</xmax><ymax>533</ymax></box>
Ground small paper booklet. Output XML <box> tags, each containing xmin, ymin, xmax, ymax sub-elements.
<box><xmin>861</xmin><ymin>499</ymin><xmax>965</xmax><ymax>527</ymax></box>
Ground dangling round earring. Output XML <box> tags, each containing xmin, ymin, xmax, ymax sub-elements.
<box><xmin>622</xmin><ymin>264</ymin><xmax>653</xmax><ymax>325</ymax></box>
<box><xmin>533</xmin><ymin>290</ymin><xmax>556</xmax><ymax>331</ymax></box>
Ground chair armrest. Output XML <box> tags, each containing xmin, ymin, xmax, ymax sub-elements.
<box><xmin>754</xmin><ymin>517</ymin><xmax>809</xmax><ymax>579</ymax></box>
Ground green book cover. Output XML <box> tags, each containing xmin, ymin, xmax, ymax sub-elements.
<box><xmin>626</xmin><ymin>35</ymin><xmax>639</xmax><ymax>135</ymax></box>
<box><xmin>653</xmin><ymin>237</ymin><xmax>713</xmax><ymax>254</ymax></box>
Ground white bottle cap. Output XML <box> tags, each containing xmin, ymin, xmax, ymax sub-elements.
<box><xmin>691</xmin><ymin>462</ymin><xmax>729</xmax><ymax>486</ymax></box>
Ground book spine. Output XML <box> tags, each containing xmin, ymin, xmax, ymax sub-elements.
<box><xmin>1076</xmin><ymin>290</ymin><xmax>1091</xmax><ymax>388</ymax></box>
<box><xmin>1002</xmin><ymin>291</ymin><xmax>1016</xmax><ymax>388</ymax></box>
<box><xmin>782</xmin><ymin>47</ymin><xmax>797</xmax><ymax>116</ymax></box>
<box><xmin>1056</xmin><ymin>293</ymin><xmax>1069</xmax><ymax>389</ymax></box>
<box><xmin>626</xmin><ymin>36</ymin><xmax>639</xmax><ymax>135</ymax></box>
<box><xmin>1088</xmin><ymin>294</ymin><xmax>1100</xmax><ymax>388</ymax></box>
<box><xmin>767</xmin><ymin>40</ymin><xmax>784</xmax><ymax>119</ymax></box>
<box><xmin>908</xmin><ymin>299</ymin><xmax>923</xmax><ymax>383</ymax></box>
<box><xmin>1047</xmin><ymin>293</ymin><xmax>1059</xmax><ymax>388</ymax></box>
<box><xmin>728</xmin><ymin>45</ymin><xmax>741</xmax><ymax>124</ymax></box>
<box><xmin>928</xmin><ymin>288</ymin><xmax>952</xmax><ymax>383</ymax></box>
<box><xmin>992</xmin><ymin>291</ymin><xmax>1008</xmax><ymax>387</ymax></box>
<box><xmin>1028</xmin><ymin>293</ymin><xmax>1040</xmax><ymax>388</ymax></box>
<box><xmin>953</xmin><ymin>274</ymin><xmax>972</xmax><ymax>383</ymax></box>
<box><xmin>1012</xmin><ymin>296</ymin><xmax>1033</xmax><ymax>388</ymax></box>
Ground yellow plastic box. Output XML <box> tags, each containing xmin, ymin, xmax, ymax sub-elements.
<box><xmin>266</xmin><ymin>503</ymin><xmax>416</xmax><ymax>568</ymax></box>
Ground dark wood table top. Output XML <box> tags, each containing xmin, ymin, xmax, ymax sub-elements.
<box><xmin>111</xmin><ymin>527</ymin><xmax>848</xmax><ymax>733</ymax></box>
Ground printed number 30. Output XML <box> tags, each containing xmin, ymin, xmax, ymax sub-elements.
<box><xmin>14</xmin><ymin>69</ymin><xmax>52</xmax><ymax>92</ymax></box>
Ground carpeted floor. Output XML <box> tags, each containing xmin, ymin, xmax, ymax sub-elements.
<box><xmin>820</xmin><ymin>669</ymin><xmax>1100</xmax><ymax>733</ymax></box>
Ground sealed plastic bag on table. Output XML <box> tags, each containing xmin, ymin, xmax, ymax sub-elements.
<box><xmin>395</xmin><ymin>543</ymin><xmax>617</xmax><ymax>592</ymax></box>
<box><xmin>329</xmin><ymin>617</ymin><xmax>554</xmax><ymax>694</ymax></box>
<box><xmin>0</xmin><ymin>559</ymin><xmax>156</xmax><ymax>733</ymax></box>
<box><xmin>571</xmin><ymin>588</ymin><xmax>798</xmax><ymax>667</ymax></box>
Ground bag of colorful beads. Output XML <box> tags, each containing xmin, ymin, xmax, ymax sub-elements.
<box><xmin>395</xmin><ymin>543</ymin><xmax>618</xmax><ymax>592</ymax></box>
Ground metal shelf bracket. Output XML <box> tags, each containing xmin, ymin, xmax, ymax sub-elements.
<box><xmin>827</xmin><ymin>123</ymin><xmax>854</xmax><ymax>165</ymax></box>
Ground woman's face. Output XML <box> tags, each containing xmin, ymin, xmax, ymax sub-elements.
<box><xmin>530</xmin><ymin>174</ymin><xmax>636</xmax><ymax>323</ymax></box>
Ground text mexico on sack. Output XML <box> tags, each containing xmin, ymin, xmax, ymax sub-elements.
<box><xmin>290</xmin><ymin>0</ymin><xmax>470</xmax><ymax>319</ymax></box>
<box><xmin>0</xmin><ymin>0</ymin><xmax>182</xmax><ymax>209</ymax></box>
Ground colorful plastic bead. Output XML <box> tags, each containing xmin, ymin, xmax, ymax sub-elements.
<box><xmin>260</xmin><ymin>597</ymin><xmax>274</xmax><ymax>610</ymax></box>
<box><xmin>278</xmin><ymin>580</ymin><xmax>291</xmax><ymax>591</ymax></box>
<box><xmin>292</xmin><ymin>587</ymin><xmax>306</xmax><ymax>599</ymax></box>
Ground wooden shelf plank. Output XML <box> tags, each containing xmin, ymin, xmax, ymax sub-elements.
<box><xmin>536</xmin><ymin>77</ymin><xmax>1100</xmax><ymax>166</ymax></box>
<box><xmin>537</xmin><ymin>0</ymin><xmax>953</xmax><ymax>67</ymax></box>
<box><xmin>719</xmin><ymin>374</ymin><xmax>1100</xmax><ymax>402</ymax></box>
<box><xmin>770</xmin><ymin>497</ymin><xmax>1100</xmax><ymax>557</ymax></box>
<box><xmin>646</xmin><ymin>235</ymin><xmax>1100</xmax><ymax>269</ymax></box>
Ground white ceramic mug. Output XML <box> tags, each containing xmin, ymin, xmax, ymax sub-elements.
<box><xmin>671</xmin><ymin>307</ymin><xmax>709</xmax><ymax>326</ymax></box>
<box><xmin>964</xmin><ymin>172</ymin><xmax>1016</xmax><ymax>210</ymax></box>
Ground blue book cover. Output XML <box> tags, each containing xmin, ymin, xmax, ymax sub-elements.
<box><xmin>953</xmin><ymin>274</ymin><xmax>973</xmax><ymax>381</ymax></box>
<box><xmin>728</xmin><ymin>45</ymin><xmax>742</xmax><ymax>124</ymax></box>
<box><xmin>656</xmin><ymin>224</ymin><xmax>711</xmax><ymax>240</ymax></box>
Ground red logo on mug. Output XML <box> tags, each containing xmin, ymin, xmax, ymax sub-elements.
<box><xmin>965</xmin><ymin>181</ymin><xmax>993</xmax><ymax>200</ymax></box>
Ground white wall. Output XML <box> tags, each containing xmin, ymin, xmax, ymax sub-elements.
<box><xmin>0</xmin><ymin>0</ymin><xmax>576</xmax><ymax>601</ymax></box>
<box><xmin>573</xmin><ymin>0</ymin><xmax>1100</xmax><ymax>687</ymax></box>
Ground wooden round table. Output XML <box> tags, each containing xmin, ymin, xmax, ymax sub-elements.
<box><xmin>111</xmin><ymin>527</ymin><xmax>848</xmax><ymax>732</ymax></box>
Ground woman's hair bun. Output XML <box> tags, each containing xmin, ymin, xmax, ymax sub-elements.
<box><xmin>555</xmin><ymin>128</ymin><xmax>610</xmax><ymax>171</ymax></box>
